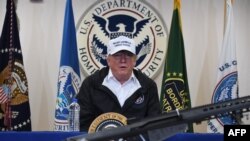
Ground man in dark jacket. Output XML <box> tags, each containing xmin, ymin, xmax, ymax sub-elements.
<box><xmin>76</xmin><ymin>36</ymin><xmax>161</xmax><ymax>136</ymax></box>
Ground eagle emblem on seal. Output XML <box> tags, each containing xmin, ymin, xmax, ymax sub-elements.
<box><xmin>90</xmin><ymin>14</ymin><xmax>152</xmax><ymax>66</ymax></box>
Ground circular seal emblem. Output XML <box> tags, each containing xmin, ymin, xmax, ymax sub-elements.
<box><xmin>77</xmin><ymin>0</ymin><xmax>168</xmax><ymax>79</ymax></box>
<box><xmin>88</xmin><ymin>112</ymin><xmax>127</xmax><ymax>133</ymax></box>
<box><xmin>10</xmin><ymin>61</ymin><xmax>30</xmax><ymax>105</ymax></box>
<box><xmin>212</xmin><ymin>72</ymin><xmax>238</xmax><ymax>125</ymax></box>
<box><xmin>0</xmin><ymin>60</ymin><xmax>31</xmax><ymax>131</ymax></box>
<box><xmin>54</xmin><ymin>66</ymin><xmax>81</xmax><ymax>131</ymax></box>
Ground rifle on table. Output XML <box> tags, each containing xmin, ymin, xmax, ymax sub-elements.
<box><xmin>67</xmin><ymin>95</ymin><xmax>250</xmax><ymax>141</ymax></box>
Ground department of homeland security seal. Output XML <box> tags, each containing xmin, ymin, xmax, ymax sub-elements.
<box><xmin>88</xmin><ymin>112</ymin><xmax>127</xmax><ymax>133</ymax></box>
<box><xmin>76</xmin><ymin>0</ymin><xmax>168</xmax><ymax>79</ymax></box>
<box><xmin>54</xmin><ymin>66</ymin><xmax>81</xmax><ymax>131</ymax></box>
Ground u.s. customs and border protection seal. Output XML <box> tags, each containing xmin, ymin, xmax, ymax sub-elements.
<box><xmin>76</xmin><ymin>0</ymin><xmax>168</xmax><ymax>79</ymax></box>
<box><xmin>208</xmin><ymin>71</ymin><xmax>238</xmax><ymax>133</ymax></box>
<box><xmin>213</xmin><ymin>72</ymin><xmax>238</xmax><ymax>124</ymax></box>
<box><xmin>88</xmin><ymin>112</ymin><xmax>127</xmax><ymax>133</ymax></box>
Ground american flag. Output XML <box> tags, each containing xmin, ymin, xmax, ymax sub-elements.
<box><xmin>0</xmin><ymin>85</ymin><xmax>10</xmax><ymax>103</ymax></box>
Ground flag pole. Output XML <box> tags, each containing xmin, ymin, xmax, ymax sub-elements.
<box><xmin>1</xmin><ymin>0</ymin><xmax>32</xmax><ymax>131</ymax></box>
<box><xmin>224</xmin><ymin>0</ymin><xmax>234</xmax><ymax>35</ymax></box>
<box><xmin>4</xmin><ymin>0</ymin><xmax>17</xmax><ymax>131</ymax></box>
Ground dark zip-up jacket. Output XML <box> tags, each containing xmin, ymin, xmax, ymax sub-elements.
<box><xmin>76</xmin><ymin>67</ymin><xmax>161</xmax><ymax>132</ymax></box>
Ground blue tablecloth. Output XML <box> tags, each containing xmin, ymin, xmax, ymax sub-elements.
<box><xmin>0</xmin><ymin>131</ymin><xmax>81</xmax><ymax>141</ymax></box>
<box><xmin>0</xmin><ymin>131</ymin><xmax>223</xmax><ymax>141</ymax></box>
<box><xmin>166</xmin><ymin>133</ymin><xmax>223</xmax><ymax>141</ymax></box>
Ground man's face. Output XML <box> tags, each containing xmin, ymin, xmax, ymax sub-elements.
<box><xmin>107</xmin><ymin>50</ymin><xmax>136</xmax><ymax>82</ymax></box>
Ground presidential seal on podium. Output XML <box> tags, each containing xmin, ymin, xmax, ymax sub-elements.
<box><xmin>88</xmin><ymin>112</ymin><xmax>127</xmax><ymax>133</ymax></box>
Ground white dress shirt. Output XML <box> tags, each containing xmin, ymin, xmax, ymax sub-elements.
<box><xmin>102</xmin><ymin>70</ymin><xmax>141</xmax><ymax>107</ymax></box>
